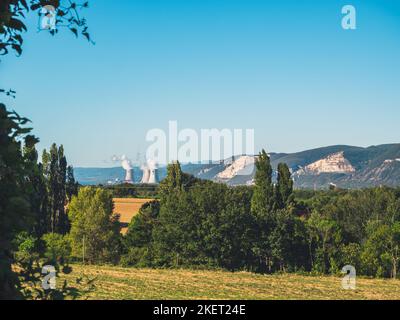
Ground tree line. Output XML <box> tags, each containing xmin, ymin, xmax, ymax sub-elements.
<box><xmin>122</xmin><ymin>150</ymin><xmax>400</xmax><ymax>279</ymax></box>
<box><xmin>0</xmin><ymin>104</ymin><xmax>82</xmax><ymax>299</ymax></box>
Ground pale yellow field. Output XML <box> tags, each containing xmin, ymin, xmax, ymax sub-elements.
<box><xmin>62</xmin><ymin>264</ymin><xmax>400</xmax><ymax>300</ymax></box>
<box><xmin>113</xmin><ymin>198</ymin><xmax>154</xmax><ymax>233</ymax></box>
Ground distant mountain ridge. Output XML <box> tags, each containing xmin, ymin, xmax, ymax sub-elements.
<box><xmin>74</xmin><ymin>144</ymin><xmax>400</xmax><ymax>189</ymax></box>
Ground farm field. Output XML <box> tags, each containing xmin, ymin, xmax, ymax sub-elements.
<box><xmin>61</xmin><ymin>264</ymin><xmax>400</xmax><ymax>300</ymax></box>
<box><xmin>113</xmin><ymin>198</ymin><xmax>154</xmax><ymax>233</ymax></box>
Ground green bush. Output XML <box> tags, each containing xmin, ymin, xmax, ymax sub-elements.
<box><xmin>12</xmin><ymin>232</ymin><xmax>39</xmax><ymax>263</ymax></box>
<box><xmin>339</xmin><ymin>243</ymin><xmax>361</xmax><ymax>271</ymax></box>
<box><xmin>120</xmin><ymin>247</ymin><xmax>153</xmax><ymax>267</ymax></box>
<box><xmin>42</xmin><ymin>233</ymin><xmax>72</xmax><ymax>265</ymax></box>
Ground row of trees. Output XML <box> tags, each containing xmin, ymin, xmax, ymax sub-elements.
<box><xmin>0</xmin><ymin>104</ymin><xmax>81</xmax><ymax>298</ymax></box>
<box><xmin>31</xmin><ymin>143</ymin><xmax>79</xmax><ymax>236</ymax></box>
<box><xmin>122</xmin><ymin>151</ymin><xmax>400</xmax><ymax>279</ymax></box>
<box><xmin>122</xmin><ymin>151</ymin><xmax>307</xmax><ymax>273</ymax></box>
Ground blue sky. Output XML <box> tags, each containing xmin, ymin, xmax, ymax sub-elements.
<box><xmin>1</xmin><ymin>0</ymin><xmax>400</xmax><ymax>167</ymax></box>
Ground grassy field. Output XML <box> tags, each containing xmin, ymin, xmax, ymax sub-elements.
<box><xmin>113</xmin><ymin>198</ymin><xmax>154</xmax><ymax>234</ymax></box>
<box><xmin>61</xmin><ymin>264</ymin><xmax>400</xmax><ymax>300</ymax></box>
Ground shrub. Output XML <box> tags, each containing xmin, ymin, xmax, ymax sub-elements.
<box><xmin>120</xmin><ymin>247</ymin><xmax>153</xmax><ymax>268</ymax></box>
<box><xmin>42</xmin><ymin>233</ymin><xmax>72</xmax><ymax>265</ymax></box>
<box><xmin>12</xmin><ymin>232</ymin><xmax>39</xmax><ymax>263</ymax></box>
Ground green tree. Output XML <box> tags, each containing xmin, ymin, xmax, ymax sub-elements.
<box><xmin>125</xmin><ymin>200</ymin><xmax>160</xmax><ymax>249</ymax></box>
<box><xmin>153</xmin><ymin>162</ymin><xmax>213</xmax><ymax>267</ymax></box>
<box><xmin>306</xmin><ymin>211</ymin><xmax>342</xmax><ymax>274</ymax></box>
<box><xmin>23</xmin><ymin>141</ymin><xmax>49</xmax><ymax>237</ymax></box>
<box><xmin>251</xmin><ymin>150</ymin><xmax>274</xmax><ymax>216</ymax></box>
<box><xmin>339</xmin><ymin>243</ymin><xmax>361</xmax><ymax>272</ymax></box>
<box><xmin>0</xmin><ymin>105</ymin><xmax>38</xmax><ymax>299</ymax></box>
<box><xmin>269</xmin><ymin>209</ymin><xmax>309</xmax><ymax>272</ymax></box>
<box><xmin>275</xmin><ymin>163</ymin><xmax>294</xmax><ymax>210</ymax></box>
<box><xmin>361</xmin><ymin>221</ymin><xmax>400</xmax><ymax>278</ymax></box>
<box><xmin>42</xmin><ymin>144</ymin><xmax>69</xmax><ymax>234</ymax></box>
<box><xmin>66</xmin><ymin>165</ymin><xmax>79</xmax><ymax>203</ymax></box>
<box><xmin>250</xmin><ymin>149</ymin><xmax>275</xmax><ymax>272</ymax></box>
<box><xmin>215</xmin><ymin>186</ymin><xmax>256</xmax><ymax>271</ymax></box>
<box><xmin>68</xmin><ymin>187</ymin><xmax>121</xmax><ymax>264</ymax></box>
<box><xmin>42</xmin><ymin>233</ymin><xmax>72</xmax><ymax>265</ymax></box>
<box><xmin>121</xmin><ymin>201</ymin><xmax>160</xmax><ymax>267</ymax></box>
<box><xmin>328</xmin><ymin>188</ymin><xmax>399</xmax><ymax>244</ymax></box>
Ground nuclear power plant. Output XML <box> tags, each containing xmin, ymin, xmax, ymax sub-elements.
<box><xmin>114</xmin><ymin>154</ymin><xmax>159</xmax><ymax>184</ymax></box>
<box><xmin>141</xmin><ymin>159</ymin><xmax>159</xmax><ymax>184</ymax></box>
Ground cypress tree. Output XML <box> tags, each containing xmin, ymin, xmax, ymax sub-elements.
<box><xmin>42</xmin><ymin>144</ymin><xmax>69</xmax><ymax>234</ymax></box>
<box><xmin>251</xmin><ymin>149</ymin><xmax>274</xmax><ymax>216</ymax></box>
<box><xmin>66</xmin><ymin>165</ymin><xmax>79</xmax><ymax>202</ymax></box>
<box><xmin>250</xmin><ymin>149</ymin><xmax>275</xmax><ymax>273</ymax></box>
<box><xmin>153</xmin><ymin>161</ymin><xmax>185</xmax><ymax>266</ymax></box>
<box><xmin>275</xmin><ymin>163</ymin><xmax>294</xmax><ymax>210</ymax></box>
<box><xmin>23</xmin><ymin>144</ymin><xmax>49</xmax><ymax>237</ymax></box>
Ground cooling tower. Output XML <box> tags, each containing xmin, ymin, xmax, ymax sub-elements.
<box><xmin>141</xmin><ymin>166</ymin><xmax>150</xmax><ymax>184</ymax></box>
<box><xmin>124</xmin><ymin>169</ymin><xmax>133</xmax><ymax>183</ymax></box>
<box><xmin>148</xmin><ymin>168</ymin><xmax>158</xmax><ymax>184</ymax></box>
<box><xmin>121</xmin><ymin>155</ymin><xmax>133</xmax><ymax>183</ymax></box>
<box><xmin>147</xmin><ymin>159</ymin><xmax>159</xmax><ymax>184</ymax></box>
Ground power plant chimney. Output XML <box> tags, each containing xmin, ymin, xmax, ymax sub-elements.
<box><xmin>141</xmin><ymin>165</ymin><xmax>150</xmax><ymax>184</ymax></box>
<box><xmin>148</xmin><ymin>168</ymin><xmax>157</xmax><ymax>184</ymax></box>
<box><xmin>121</xmin><ymin>155</ymin><xmax>133</xmax><ymax>184</ymax></box>
<box><xmin>147</xmin><ymin>159</ymin><xmax>158</xmax><ymax>184</ymax></box>
<box><xmin>141</xmin><ymin>159</ymin><xmax>159</xmax><ymax>184</ymax></box>
<box><xmin>125</xmin><ymin>169</ymin><xmax>133</xmax><ymax>183</ymax></box>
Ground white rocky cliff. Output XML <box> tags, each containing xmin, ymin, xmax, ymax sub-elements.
<box><xmin>217</xmin><ymin>156</ymin><xmax>256</xmax><ymax>179</ymax></box>
<box><xmin>297</xmin><ymin>151</ymin><xmax>355</xmax><ymax>175</ymax></box>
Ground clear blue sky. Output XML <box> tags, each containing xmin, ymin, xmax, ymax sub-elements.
<box><xmin>1</xmin><ymin>0</ymin><xmax>399</xmax><ymax>167</ymax></box>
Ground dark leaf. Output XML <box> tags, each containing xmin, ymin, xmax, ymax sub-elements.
<box><xmin>70</xmin><ymin>27</ymin><xmax>78</xmax><ymax>37</ymax></box>
<box><xmin>8</xmin><ymin>18</ymin><xmax>27</xmax><ymax>31</ymax></box>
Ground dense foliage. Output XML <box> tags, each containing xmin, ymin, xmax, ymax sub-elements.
<box><xmin>0</xmin><ymin>104</ymin><xmax>86</xmax><ymax>299</ymax></box>
<box><xmin>103</xmin><ymin>184</ymin><xmax>159</xmax><ymax>199</ymax></box>
<box><xmin>123</xmin><ymin>153</ymin><xmax>400</xmax><ymax>278</ymax></box>
<box><xmin>68</xmin><ymin>187</ymin><xmax>121</xmax><ymax>264</ymax></box>
<box><xmin>0</xmin><ymin>105</ymin><xmax>38</xmax><ymax>298</ymax></box>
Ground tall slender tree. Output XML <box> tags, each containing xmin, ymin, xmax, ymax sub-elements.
<box><xmin>250</xmin><ymin>149</ymin><xmax>275</xmax><ymax>272</ymax></box>
<box><xmin>42</xmin><ymin>144</ymin><xmax>69</xmax><ymax>234</ymax></box>
<box><xmin>57</xmin><ymin>145</ymin><xmax>68</xmax><ymax>232</ymax></box>
<box><xmin>23</xmin><ymin>144</ymin><xmax>49</xmax><ymax>237</ymax></box>
<box><xmin>275</xmin><ymin>163</ymin><xmax>294</xmax><ymax>210</ymax></box>
<box><xmin>153</xmin><ymin>161</ymin><xmax>185</xmax><ymax>266</ymax></box>
<box><xmin>251</xmin><ymin>149</ymin><xmax>274</xmax><ymax>217</ymax></box>
<box><xmin>66</xmin><ymin>165</ymin><xmax>79</xmax><ymax>202</ymax></box>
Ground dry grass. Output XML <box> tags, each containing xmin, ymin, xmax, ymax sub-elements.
<box><xmin>61</xmin><ymin>264</ymin><xmax>400</xmax><ymax>300</ymax></box>
<box><xmin>113</xmin><ymin>198</ymin><xmax>154</xmax><ymax>234</ymax></box>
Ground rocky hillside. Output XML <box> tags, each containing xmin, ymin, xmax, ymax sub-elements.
<box><xmin>297</xmin><ymin>152</ymin><xmax>355</xmax><ymax>175</ymax></box>
<box><xmin>74</xmin><ymin>144</ymin><xmax>400</xmax><ymax>189</ymax></box>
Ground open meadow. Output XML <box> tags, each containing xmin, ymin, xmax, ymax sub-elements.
<box><xmin>113</xmin><ymin>198</ymin><xmax>154</xmax><ymax>234</ymax></box>
<box><xmin>61</xmin><ymin>264</ymin><xmax>400</xmax><ymax>300</ymax></box>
